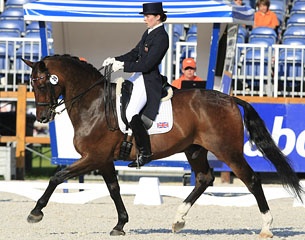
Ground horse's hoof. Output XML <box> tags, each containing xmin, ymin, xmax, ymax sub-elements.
<box><xmin>110</xmin><ymin>229</ymin><xmax>125</xmax><ymax>236</ymax></box>
<box><xmin>259</xmin><ymin>229</ymin><xmax>273</xmax><ymax>239</ymax></box>
<box><xmin>172</xmin><ymin>221</ymin><xmax>185</xmax><ymax>233</ymax></box>
<box><xmin>27</xmin><ymin>211</ymin><xmax>44</xmax><ymax>223</ymax></box>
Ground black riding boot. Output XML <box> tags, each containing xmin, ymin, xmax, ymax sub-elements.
<box><xmin>128</xmin><ymin>114</ymin><xmax>152</xmax><ymax>168</ymax></box>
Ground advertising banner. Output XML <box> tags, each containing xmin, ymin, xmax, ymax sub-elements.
<box><xmin>214</xmin><ymin>103</ymin><xmax>305</xmax><ymax>172</ymax></box>
<box><xmin>50</xmin><ymin>103</ymin><xmax>305</xmax><ymax>173</ymax></box>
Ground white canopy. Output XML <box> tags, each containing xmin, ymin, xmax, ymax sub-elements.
<box><xmin>23</xmin><ymin>0</ymin><xmax>254</xmax><ymax>25</ymax></box>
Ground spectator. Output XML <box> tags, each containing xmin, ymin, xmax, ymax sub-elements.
<box><xmin>254</xmin><ymin>0</ymin><xmax>279</xmax><ymax>30</ymax></box>
<box><xmin>172</xmin><ymin>58</ymin><xmax>203</xmax><ymax>89</ymax></box>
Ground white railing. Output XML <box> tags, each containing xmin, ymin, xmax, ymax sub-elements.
<box><xmin>0</xmin><ymin>37</ymin><xmax>53</xmax><ymax>92</ymax></box>
<box><xmin>175</xmin><ymin>41</ymin><xmax>197</xmax><ymax>80</ymax></box>
<box><xmin>273</xmin><ymin>44</ymin><xmax>305</xmax><ymax>97</ymax></box>
<box><xmin>175</xmin><ymin>41</ymin><xmax>305</xmax><ymax>98</ymax></box>
<box><xmin>233</xmin><ymin>43</ymin><xmax>273</xmax><ymax>97</ymax></box>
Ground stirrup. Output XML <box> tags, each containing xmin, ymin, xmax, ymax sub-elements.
<box><xmin>128</xmin><ymin>153</ymin><xmax>152</xmax><ymax>168</ymax></box>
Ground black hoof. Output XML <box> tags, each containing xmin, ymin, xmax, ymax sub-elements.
<box><xmin>110</xmin><ymin>229</ymin><xmax>125</xmax><ymax>236</ymax></box>
<box><xmin>27</xmin><ymin>211</ymin><xmax>44</xmax><ymax>223</ymax></box>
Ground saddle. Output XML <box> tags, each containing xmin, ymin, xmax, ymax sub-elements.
<box><xmin>115</xmin><ymin>76</ymin><xmax>174</xmax><ymax>160</ymax></box>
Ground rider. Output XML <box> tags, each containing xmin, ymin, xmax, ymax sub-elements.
<box><xmin>102</xmin><ymin>2</ymin><xmax>169</xmax><ymax>167</ymax></box>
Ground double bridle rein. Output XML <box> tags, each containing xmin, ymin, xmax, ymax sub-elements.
<box><xmin>31</xmin><ymin>64</ymin><xmax>118</xmax><ymax>131</ymax></box>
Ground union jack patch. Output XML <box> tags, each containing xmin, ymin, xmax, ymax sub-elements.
<box><xmin>157</xmin><ymin>122</ymin><xmax>169</xmax><ymax>128</ymax></box>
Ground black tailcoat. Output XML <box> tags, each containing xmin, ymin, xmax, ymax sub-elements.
<box><xmin>115</xmin><ymin>25</ymin><xmax>169</xmax><ymax>120</ymax></box>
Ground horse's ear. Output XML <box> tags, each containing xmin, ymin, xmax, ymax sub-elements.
<box><xmin>22</xmin><ymin>58</ymin><xmax>34</xmax><ymax>69</ymax></box>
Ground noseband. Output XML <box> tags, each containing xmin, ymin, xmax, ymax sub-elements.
<box><xmin>31</xmin><ymin>73</ymin><xmax>64</xmax><ymax>115</ymax></box>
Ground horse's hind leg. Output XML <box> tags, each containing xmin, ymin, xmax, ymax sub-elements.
<box><xmin>229</xmin><ymin>155</ymin><xmax>273</xmax><ymax>238</ymax></box>
<box><xmin>172</xmin><ymin>145</ymin><xmax>214</xmax><ymax>232</ymax></box>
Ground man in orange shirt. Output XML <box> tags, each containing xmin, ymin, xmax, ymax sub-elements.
<box><xmin>254</xmin><ymin>0</ymin><xmax>279</xmax><ymax>30</ymax></box>
<box><xmin>171</xmin><ymin>58</ymin><xmax>203</xmax><ymax>89</ymax></box>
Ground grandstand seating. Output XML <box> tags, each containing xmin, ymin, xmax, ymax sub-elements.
<box><xmin>287</xmin><ymin>12</ymin><xmax>305</xmax><ymax>26</ymax></box>
<box><xmin>279</xmin><ymin>38</ymin><xmax>305</xmax><ymax>78</ymax></box>
<box><xmin>5</xmin><ymin>0</ymin><xmax>34</xmax><ymax>8</ymax></box>
<box><xmin>249</xmin><ymin>27</ymin><xmax>278</xmax><ymax>40</ymax></box>
<box><xmin>0</xmin><ymin>19</ymin><xmax>25</xmax><ymax>35</ymax></box>
<box><xmin>270</xmin><ymin>0</ymin><xmax>286</xmax><ymax>25</ymax></box>
<box><xmin>290</xmin><ymin>0</ymin><xmax>305</xmax><ymax>14</ymax></box>
<box><xmin>26</xmin><ymin>21</ymin><xmax>52</xmax><ymax>31</ymax></box>
<box><xmin>238</xmin><ymin>25</ymin><xmax>248</xmax><ymax>43</ymax></box>
<box><xmin>173</xmin><ymin>24</ymin><xmax>185</xmax><ymax>40</ymax></box>
<box><xmin>242</xmin><ymin>36</ymin><xmax>273</xmax><ymax>91</ymax></box>
<box><xmin>0</xmin><ymin>7</ymin><xmax>24</xmax><ymax>20</ymax></box>
<box><xmin>283</xmin><ymin>25</ymin><xmax>305</xmax><ymax>37</ymax></box>
<box><xmin>0</xmin><ymin>0</ymin><xmax>54</xmax><ymax>87</ymax></box>
<box><xmin>185</xmin><ymin>24</ymin><xmax>197</xmax><ymax>42</ymax></box>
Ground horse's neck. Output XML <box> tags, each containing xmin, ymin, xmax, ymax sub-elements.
<box><xmin>65</xmin><ymin>82</ymin><xmax>116</xmax><ymax>128</ymax></box>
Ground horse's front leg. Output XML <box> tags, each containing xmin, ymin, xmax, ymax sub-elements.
<box><xmin>27</xmin><ymin>157</ymin><xmax>93</xmax><ymax>223</ymax></box>
<box><xmin>27</xmin><ymin>169</ymin><xmax>72</xmax><ymax>223</ymax></box>
<box><xmin>99</xmin><ymin>163</ymin><xmax>129</xmax><ymax>236</ymax></box>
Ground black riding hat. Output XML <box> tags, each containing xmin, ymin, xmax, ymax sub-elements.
<box><xmin>139</xmin><ymin>2</ymin><xmax>167</xmax><ymax>14</ymax></box>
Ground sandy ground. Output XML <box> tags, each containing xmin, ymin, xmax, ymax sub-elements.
<box><xmin>0</xmin><ymin>180</ymin><xmax>305</xmax><ymax>240</ymax></box>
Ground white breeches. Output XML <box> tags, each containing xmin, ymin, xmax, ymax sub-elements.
<box><xmin>125</xmin><ymin>72</ymin><xmax>147</xmax><ymax>123</ymax></box>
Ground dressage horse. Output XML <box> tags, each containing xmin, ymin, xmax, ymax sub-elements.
<box><xmin>23</xmin><ymin>55</ymin><xmax>303</xmax><ymax>238</ymax></box>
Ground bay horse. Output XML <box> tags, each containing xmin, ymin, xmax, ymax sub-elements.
<box><xmin>24</xmin><ymin>55</ymin><xmax>303</xmax><ymax>238</ymax></box>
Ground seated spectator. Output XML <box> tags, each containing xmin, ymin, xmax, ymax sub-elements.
<box><xmin>172</xmin><ymin>58</ymin><xmax>203</xmax><ymax>89</ymax></box>
<box><xmin>254</xmin><ymin>0</ymin><xmax>279</xmax><ymax>30</ymax></box>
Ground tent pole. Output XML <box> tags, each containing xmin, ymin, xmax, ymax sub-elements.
<box><xmin>206</xmin><ymin>23</ymin><xmax>220</xmax><ymax>89</ymax></box>
<box><xmin>39</xmin><ymin>21</ymin><xmax>49</xmax><ymax>57</ymax></box>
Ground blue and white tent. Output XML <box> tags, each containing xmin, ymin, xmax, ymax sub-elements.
<box><xmin>22</xmin><ymin>1</ymin><xmax>254</xmax><ymax>175</ymax></box>
<box><xmin>23</xmin><ymin>0</ymin><xmax>254</xmax><ymax>24</ymax></box>
<box><xmin>23</xmin><ymin>0</ymin><xmax>254</xmax><ymax>86</ymax></box>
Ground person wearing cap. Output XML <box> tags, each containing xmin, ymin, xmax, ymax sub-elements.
<box><xmin>102</xmin><ymin>2</ymin><xmax>169</xmax><ymax>168</ymax></box>
<box><xmin>171</xmin><ymin>58</ymin><xmax>203</xmax><ymax>89</ymax></box>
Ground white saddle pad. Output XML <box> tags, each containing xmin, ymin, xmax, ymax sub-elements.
<box><xmin>115</xmin><ymin>77</ymin><xmax>173</xmax><ymax>135</ymax></box>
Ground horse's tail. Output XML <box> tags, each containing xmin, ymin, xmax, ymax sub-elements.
<box><xmin>233</xmin><ymin>96</ymin><xmax>304</xmax><ymax>202</ymax></box>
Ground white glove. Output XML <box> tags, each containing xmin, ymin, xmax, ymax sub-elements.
<box><xmin>112</xmin><ymin>60</ymin><xmax>124</xmax><ymax>72</ymax></box>
<box><xmin>102</xmin><ymin>57</ymin><xmax>115</xmax><ymax>67</ymax></box>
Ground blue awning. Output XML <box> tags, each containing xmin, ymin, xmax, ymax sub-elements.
<box><xmin>23</xmin><ymin>0</ymin><xmax>254</xmax><ymax>24</ymax></box>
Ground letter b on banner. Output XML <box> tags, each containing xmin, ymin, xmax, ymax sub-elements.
<box><xmin>271</xmin><ymin>116</ymin><xmax>295</xmax><ymax>155</ymax></box>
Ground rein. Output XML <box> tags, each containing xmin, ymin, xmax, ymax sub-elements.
<box><xmin>32</xmin><ymin>64</ymin><xmax>119</xmax><ymax>131</ymax></box>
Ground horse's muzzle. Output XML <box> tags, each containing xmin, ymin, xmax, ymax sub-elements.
<box><xmin>37</xmin><ymin>108</ymin><xmax>55</xmax><ymax>123</ymax></box>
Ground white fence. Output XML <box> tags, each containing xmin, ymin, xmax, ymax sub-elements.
<box><xmin>0</xmin><ymin>37</ymin><xmax>53</xmax><ymax>92</ymax></box>
<box><xmin>175</xmin><ymin>41</ymin><xmax>305</xmax><ymax>98</ymax></box>
<box><xmin>1</xmin><ymin>37</ymin><xmax>304</xmax><ymax>98</ymax></box>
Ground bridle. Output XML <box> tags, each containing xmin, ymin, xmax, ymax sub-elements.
<box><xmin>31</xmin><ymin>64</ymin><xmax>118</xmax><ymax>131</ymax></box>
<box><xmin>31</xmin><ymin>73</ymin><xmax>59</xmax><ymax>110</ymax></box>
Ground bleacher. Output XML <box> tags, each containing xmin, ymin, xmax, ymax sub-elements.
<box><xmin>0</xmin><ymin>0</ymin><xmax>54</xmax><ymax>91</ymax></box>
<box><xmin>175</xmin><ymin>0</ymin><xmax>305</xmax><ymax>98</ymax></box>
<box><xmin>0</xmin><ymin>0</ymin><xmax>304</xmax><ymax>98</ymax></box>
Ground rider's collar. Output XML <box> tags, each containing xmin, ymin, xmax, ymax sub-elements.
<box><xmin>148</xmin><ymin>23</ymin><xmax>163</xmax><ymax>34</ymax></box>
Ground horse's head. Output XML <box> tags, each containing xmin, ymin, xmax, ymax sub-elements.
<box><xmin>23</xmin><ymin>58</ymin><xmax>63</xmax><ymax>123</ymax></box>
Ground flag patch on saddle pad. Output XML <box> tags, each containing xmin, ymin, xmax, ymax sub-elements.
<box><xmin>157</xmin><ymin>122</ymin><xmax>169</xmax><ymax>128</ymax></box>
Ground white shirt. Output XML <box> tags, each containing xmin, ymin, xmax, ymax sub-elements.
<box><xmin>148</xmin><ymin>23</ymin><xmax>163</xmax><ymax>34</ymax></box>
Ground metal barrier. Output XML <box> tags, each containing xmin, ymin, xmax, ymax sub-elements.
<box><xmin>273</xmin><ymin>44</ymin><xmax>305</xmax><ymax>98</ymax></box>
<box><xmin>0</xmin><ymin>37</ymin><xmax>53</xmax><ymax>92</ymax></box>
<box><xmin>175</xmin><ymin>41</ymin><xmax>305</xmax><ymax>98</ymax></box>
<box><xmin>232</xmin><ymin>43</ymin><xmax>273</xmax><ymax>97</ymax></box>
<box><xmin>175</xmin><ymin>41</ymin><xmax>197</xmax><ymax>80</ymax></box>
